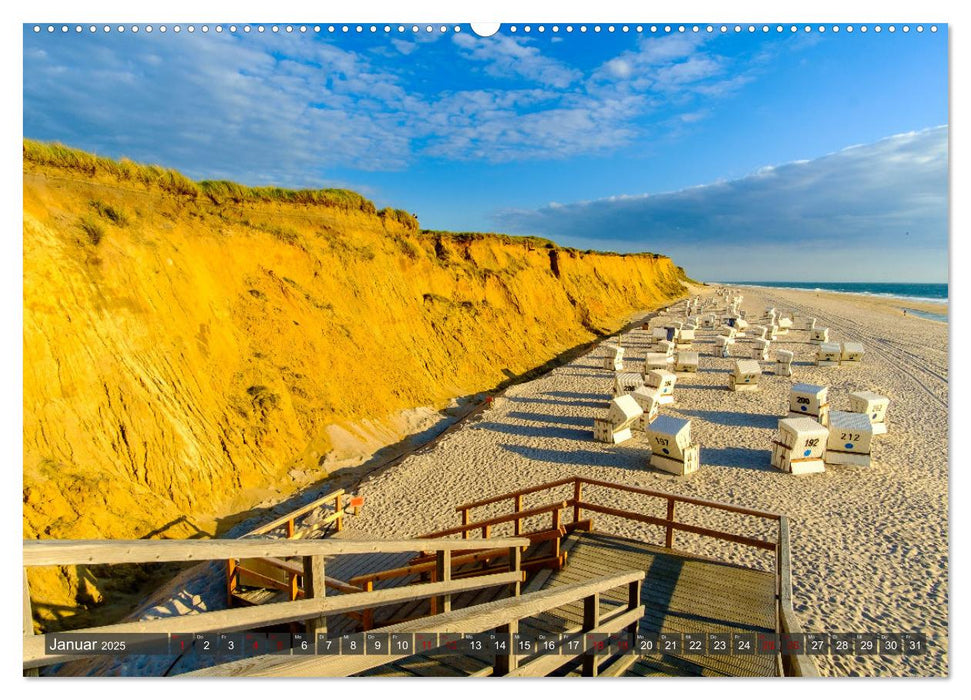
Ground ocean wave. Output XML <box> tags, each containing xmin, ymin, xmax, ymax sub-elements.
<box><xmin>719</xmin><ymin>282</ymin><xmax>948</xmax><ymax>305</ymax></box>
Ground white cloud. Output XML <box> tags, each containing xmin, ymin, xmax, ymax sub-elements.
<box><xmin>23</xmin><ymin>29</ymin><xmax>772</xmax><ymax>175</ymax></box>
<box><xmin>452</xmin><ymin>33</ymin><xmax>581</xmax><ymax>88</ymax></box>
<box><xmin>493</xmin><ymin>127</ymin><xmax>949</xmax><ymax>279</ymax></box>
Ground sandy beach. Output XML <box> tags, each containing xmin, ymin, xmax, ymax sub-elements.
<box><xmin>339</xmin><ymin>284</ymin><xmax>948</xmax><ymax>677</ymax></box>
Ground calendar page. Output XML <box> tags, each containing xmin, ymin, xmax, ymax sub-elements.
<box><xmin>21</xmin><ymin>1</ymin><xmax>950</xmax><ymax>685</ymax></box>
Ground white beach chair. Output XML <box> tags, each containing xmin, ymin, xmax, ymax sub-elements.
<box><xmin>674</xmin><ymin>351</ymin><xmax>699</xmax><ymax>373</ymax></box>
<box><xmin>817</xmin><ymin>342</ymin><xmax>842</xmax><ymax>367</ymax></box>
<box><xmin>593</xmin><ymin>394</ymin><xmax>643</xmax><ymax>444</ymax></box>
<box><xmin>612</xmin><ymin>371</ymin><xmax>645</xmax><ymax>397</ymax></box>
<box><xmin>775</xmin><ymin>349</ymin><xmax>794</xmax><ymax>377</ymax></box>
<box><xmin>810</xmin><ymin>327</ymin><xmax>829</xmax><ymax>343</ymax></box>
<box><xmin>825</xmin><ymin>411</ymin><xmax>876</xmax><ymax>466</ymax></box>
<box><xmin>729</xmin><ymin>359</ymin><xmax>762</xmax><ymax>391</ymax></box>
<box><xmin>848</xmin><ymin>391</ymin><xmax>890</xmax><ymax>435</ymax></box>
<box><xmin>632</xmin><ymin>385</ymin><xmax>662</xmax><ymax>430</ymax></box>
<box><xmin>752</xmin><ymin>338</ymin><xmax>771</xmax><ymax>361</ymax></box>
<box><xmin>646</xmin><ymin>414</ymin><xmax>700</xmax><ymax>476</ymax></box>
<box><xmin>603</xmin><ymin>344</ymin><xmax>624</xmax><ymax>371</ymax></box>
<box><xmin>840</xmin><ymin>342</ymin><xmax>865</xmax><ymax>365</ymax></box>
<box><xmin>646</xmin><ymin>369</ymin><xmax>677</xmax><ymax>405</ymax></box>
<box><xmin>715</xmin><ymin>335</ymin><xmax>735</xmax><ymax>358</ymax></box>
<box><xmin>788</xmin><ymin>383</ymin><xmax>830</xmax><ymax>425</ymax></box>
<box><xmin>772</xmin><ymin>417</ymin><xmax>828</xmax><ymax>474</ymax></box>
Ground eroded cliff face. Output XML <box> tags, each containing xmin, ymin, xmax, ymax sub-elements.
<box><xmin>23</xmin><ymin>154</ymin><xmax>686</xmax><ymax>622</ymax></box>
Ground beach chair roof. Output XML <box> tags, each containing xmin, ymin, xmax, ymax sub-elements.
<box><xmin>828</xmin><ymin>410</ymin><xmax>874</xmax><ymax>433</ymax></box>
<box><xmin>649</xmin><ymin>414</ymin><xmax>691</xmax><ymax>439</ymax></box>
<box><xmin>735</xmin><ymin>359</ymin><xmax>761</xmax><ymax>376</ymax></box>
<box><xmin>779</xmin><ymin>417</ymin><xmax>829</xmax><ymax>439</ymax></box>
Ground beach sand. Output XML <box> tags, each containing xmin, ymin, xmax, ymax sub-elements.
<box><xmin>342</xmin><ymin>284</ymin><xmax>948</xmax><ymax>677</ymax></box>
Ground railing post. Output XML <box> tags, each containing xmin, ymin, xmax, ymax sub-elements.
<box><xmin>508</xmin><ymin>546</ymin><xmax>522</xmax><ymax>597</ymax></box>
<box><xmin>514</xmin><ymin>495</ymin><xmax>523</xmax><ymax>536</ymax></box>
<box><xmin>495</xmin><ymin>619</ymin><xmax>519</xmax><ymax>675</ymax></box>
<box><xmin>435</xmin><ymin>550</ymin><xmax>452</xmax><ymax>614</ymax></box>
<box><xmin>627</xmin><ymin>579</ymin><xmax>643</xmax><ymax>641</ymax></box>
<box><xmin>302</xmin><ymin>555</ymin><xmax>327</xmax><ymax>637</ymax></box>
<box><xmin>363</xmin><ymin>581</ymin><xmax>374</xmax><ymax>631</ymax></box>
<box><xmin>581</xmin><ymin>592</ymin><xmax>601</xmax><ymax>677</ymax></box>
<box><xmin>23</xmin><ymin>569</ymin><xmax>38</xmax><ymax>677</ymax></box>
<box><xmin>286</xmin><ymin>518</ymin><xmax>295</xmax><ymax>539</ymax></box>
<box><xmin>573</xmin><ymin>479</ymin><xmax>582</xmax><ymax>523</ymax></box>
<box><xmin>335</xmin><ymin>497</ymin><xmax>344</xmax><ymax>533</ymax></box>
<box><xmin>482</xmin><ymin>524</ymin><xmax>491</xmax><ymax>539</ymax></box>
<box><xmin>665</xmin><ymin>498</ymin><xmax>675</xmax><ymax>549</ymax></box>
<box><xmin>461</xmin><ymin>509</ymin><xmax>470</xmax><ymax>540</ymax></box>
<box><xmin>226</xmin><ymin>558</ymin><xmax>237</xmax><ymax>606</ymax></box>
<box><xmin>288</xmin><ymin>571</ymin><xmax>299</xmax><ymax>602</ymax></box>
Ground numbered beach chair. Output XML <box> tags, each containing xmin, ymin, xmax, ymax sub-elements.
<box><xmin>612</xmin><ymin>371</ymin><xmax>645</xmax><ymax>397</ymax></box>
<box><xmin>840</xmin><ymin>342</ymin><xmax>865</xmax><ymax>365</ymax></box>
<box><xmin>771</xmin><ymin>417</ymin><xmax>828</xmax><ymax>474</ymax></box>
<box><xmin>646</xmin><ymin>415</ymin><xmax>700</xmax><ymax>476</ymax></box>
<box><xmin>817</xmin><ymin>342</ymin><xmax>842</xmax><ymax>367</ymax></box>
<box><xmin>729</xmin><ymin>359</ymin><xmax>762</xmax><ymax>391</ymax></box>
<box><xmin>848</xmin><ymin>391</ymin><xmax>890</xmax><ymax>435</ymax></box>
<box><xmin>657</xmin><ymin>339</ymin><xmax>675</xmax><ymax>357</ymax></box>
<box><xmin>593</xmin><ymin>394</ymin><xmax>643</xmax><ymax>444</ymax></box>
<box><xmin>788</xmin><ymin>383</ymin><xmax>830</xmax><ymax>425</ymax></box>
<box><xmin>646</xmin><ymin>369</ymin><xmax>677</xmax><ymax>405</ymax></box>
<box><xmin>825</xmin><ymin>411</ymin><xmax>876</xmax><ymax>466</ymax></box>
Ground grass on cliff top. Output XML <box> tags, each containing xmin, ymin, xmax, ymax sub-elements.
<box><xmin>422</xmin><ymin>229</ymin><xmax>667</xmax><ymax>259</ymax></box>
<box><xmin>24</xmin><ymin>140</ymin><xmax>670</xmax><ymax>256</ymax></box>
<box><xmin>23</xmin><ymin>139</ymin><xmax>417</xmax><ymax>225</ymax></box>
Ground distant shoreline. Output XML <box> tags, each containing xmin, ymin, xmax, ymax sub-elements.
<box><xmin>715</xmin><ymin>282</ymin><xmax>948</xmax><ymax>322</ymax></box>
<box><xmin>712</xmin><ymin>281</ymin><xmax>947</xmax><ymax>306</ymax></box>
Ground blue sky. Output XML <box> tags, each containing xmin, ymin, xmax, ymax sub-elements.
<box><xmin>22</xmin><ymin>24</ymin><xmax>948</xmax><ymax>281</ymax></box>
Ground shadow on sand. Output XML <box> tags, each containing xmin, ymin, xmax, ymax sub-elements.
<box><xmin>506</xmin><ymin>395</ymin><xmax>604</xmax><ymax>410</ymax></box>
<box><xmin>545</xmin><ymin>390</ymin><xmax>608</xmax><ymax>401</ymax></box>
<box><xmin>701</xmin><ymin>446</ymin><xmax>775</xmax><ymax>472</ymax></box>
<box><xmin>678</xmin><ymin>409</ymin><xmax>780</xmax><ymax>430</ymax></box>
<box><xmin>500</xmin><ymin>443</ymin><xmax>649</xmax><ymax>471</ymax></box>
<box><xmin>506</xmin><ymin>410</ymin><xmax>592</xmax><ymax>427</ymax></box>
<box><xmin>476</xmin><ymin>422</ymin><xmax>590</xmax><ymax>441</ymax></box>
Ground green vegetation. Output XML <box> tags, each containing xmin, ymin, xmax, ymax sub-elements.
<box><xmin>24</xmin><ymin>139</ymin><xmax>388</xmax><ymax>219</ymax></box>
<box><xmin>395</xmin><ymin>236</ymin><xmax>422</xmax><ymax>260</ymax></box>
<box><xmin>25</xmin><ymin>140</ymin><xmax>197</xmax><ymax>197</ymax></box>
<box><xmin>89</xmin><ymin>200</ymin><xmax>130</xmax><ymax>226</ymax></box>
<box><xmin>198</xmin><ymin>180</ymin><xmax>377</xmax><ymax>215</ymax></box>
<box><xmin>378</xmin><ymin>207</ymin><xmax>419</xmax><ymax>231</ymax></box>
<box><xmin>77</xmin><ymin>216</ymin><xmax>105</xmax><ymax>245</ymax></box>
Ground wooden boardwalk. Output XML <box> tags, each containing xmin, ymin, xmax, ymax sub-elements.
<box><xmin>536</xmin><ymin>531</ymin><xmax>778</xmax><ymax>677</ymax></box>
<box><xmin>360</xmin><ymin>530</ymin><xmax>779</xmax><ymax>677</ymax></box>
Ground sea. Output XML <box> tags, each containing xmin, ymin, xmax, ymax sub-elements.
<box><xmin>721</xmin><ymin>281</ymin><xmax>948</xmax><ymax>321</ymax></box>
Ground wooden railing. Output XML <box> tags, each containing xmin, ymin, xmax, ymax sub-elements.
<box><xmin>22</xmin><ymin>536</ymin><xmax>528</xmax><ymax>671</ymax></box>
<box><xmin>446</xmin><ymin>476</ymin><xmax>818</xmax><ymax>677</ymax></box>
<box><xmin>185</xmin><ymin>569</ymin><xmax>647</xmax><ymax>677</ymax></box>
<box><xmin>227</xmin><ymin>490</ymin><xmax>347</xmax><ymax>608</ymax></box>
